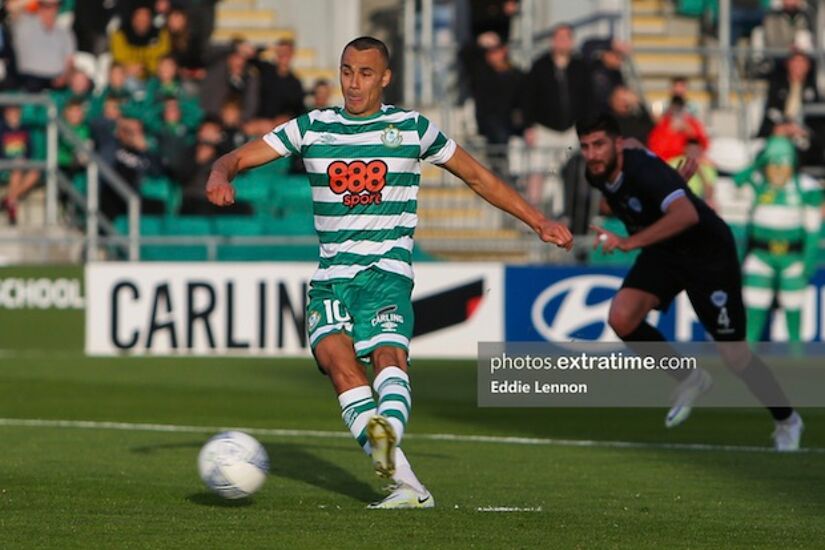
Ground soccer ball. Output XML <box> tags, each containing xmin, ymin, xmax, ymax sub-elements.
<box><xmin>198</xmin><ymin>431</ymin><xmax>269</xmax><ymax>499</ymax></box>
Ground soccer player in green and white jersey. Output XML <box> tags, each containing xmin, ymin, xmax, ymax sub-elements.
<box><xmin>735</xmin><ymin>136</ymin><xmax>823</xmax><ymax>343</ymax></box>
<box><xmin>206</xmin><ymin>36</ymin><xmax>573</xmax><ymax>509</ymax></box>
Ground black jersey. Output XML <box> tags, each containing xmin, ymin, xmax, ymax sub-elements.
<box><xmin>587</xmin><ymin>148</ymin><xmax>734</xmax><ymax>258</ymax></box>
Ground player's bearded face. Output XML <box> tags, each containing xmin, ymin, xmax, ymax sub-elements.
<box><xmin>340</xmin><ymin>47</ymin><xmax>391</xmax><ymax>117</ymax></box>
<box><xmin>581</xmin><ymin>133</ymin><xmax>619</xmax><ymax>183</ymax></box>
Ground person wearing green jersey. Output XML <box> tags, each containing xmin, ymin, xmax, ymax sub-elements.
<box><xmin>205</xmin><ymin>36</ymin><xmax>573</xmax><ymax>509</ymax></box>
<box><xmin>736</xmin><ymin>136</ymin><xmax>823</xmax><ymax>343</ymax></box>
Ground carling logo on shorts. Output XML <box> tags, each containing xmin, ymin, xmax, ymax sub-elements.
<box><xmin>371</xmin><ymin>305</ymin><xmax>405</xmax><ymax>332</ymax></box>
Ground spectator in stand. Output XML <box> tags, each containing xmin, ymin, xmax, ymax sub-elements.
<box><xmin>648</xmin><ymin>96</ymin><xmax>710</xmax><ymax>161</ymax></box>
<box><xmin>522</xmin><ymin>23</ymin><xmax>591</xmax><ymax>211</ymax></box>
<box><xmin>309</xmin><ymin>79</ymin><xmax>333</xmax><ymax>110</ymax></box>
<box><xmin>668</xmin><ymin>138</ymin><xmax>718</xmax><ymax>209</ymax></box>
<box><xmin>73</xmin><ymin>0</ymin><xmax>117</xmax><ymax>55</ymax></box>
<box><xmin>667</xmin><ymin>75</ymin><xmax>700</xmax><ymax>117</ymax></box>
<box><xmin>0</xmin><ymin>105</ymin><xmax>39</xmax><ymax>224</ymax></box>
<box><xmin>583</xmin><ymin>37</ymin><xmax>629</xmax><ymax>113</ymax></box>
<box><xmin>91</xmin><ymin>96</ymin><xmax>123</xmax><ymax>167</ymax></box>
<box><xmin>762</xmin><ymin>0</ymin><xmax>813</xmax><ymax>52</ymax></box>
<box><xmin>608</xmin><ymin>85</ymin><xmax>654</xmax><ymax>143</ymax></box>
<box><xmin>257</xmin><ymin>38</ymin><xmax>305</xmax><ymax>121</ymax></box>
<box><xmin>143</xmin><ymin>56</ymin><xmax>203</xmax><ymax>134</ymax></box>
<box><xmin>218</xmin><ymin>100</ymin><xmax>247</xmax><ymax>153</ymax></box>
<box><xmin>758</xmin><ymin>50</ymin><xmax>821</xmax><ymax>165</ymax></box>
<box><xmin>181</xmin><ymin>125</ymin><xmax>218</xmax><ymax>204</ymax></box>
<box><xmin>58</xmin><ymin>99</ymin><xmax>91</xmax><ymax>181</ymax></box>
<box><xmin>89</xmin><ymin>64</ymin><xmax>135</xmax><ymax>120</ymax></box>
<box><xmin>102</xmin><ymin>117</ymin><xmax>163</xmax><ymax>220</ymax></box>
<box><xmin>200</xmin><ymin>46</ymin><xmax>260</xmax><ymax>122</ymax></box>
<box><xmin>155</xmin><ymin>97</ymin><xmax>193</xmax><ymax>183</ymax></box>
<box><xmin>167</xmin><ymin>7</ymin><xmax>206</xmax><ymax>79</ymax></box>
<box><xmin>468</xmin><ymin>0</ymin><xmax>519</xmax><ymax>44</ymax></box>
<box><xmin>468</xmin><ymin>32</ymin><xmax>525</xmax><ymax>181</ymax></box>
<box><xmin>184</xmin><ymin>0</ymin><xmax>220</xmax><ymax>54</ymax></box>
<box><xmin>52</xmin><ymin>70</ymin><xmax>94</xmax><ymax>114</ymax></box>
<box><xmin>8</xmin><ymin>0</ymin><xmax>75</xmax><ymax>92</ymax></box>
<box><xmin>0</xmin><ymin>19</ymin><xmax>19</xmax><ymax>90</ymax></box>
<box><xmin>110</xmin><ymin>6</ymin><xmax>171</xmax><ymax>78</ymax></box>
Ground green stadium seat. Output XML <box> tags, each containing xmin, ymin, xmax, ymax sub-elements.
<box><xmin>213</xmin><ymin>216</ymin><xmax>263</xmax><ymax>236</ymax></box>
<box><xmin>157</xmin><ymin>216</ymin><xmax>210</xmax><ymax>260</ymax></box>
<box><xmin>264</xmin><ymin>215</ymin><xmax>316</xmax><ymax>236</ymax></box>
<box><xmin>140</xmin><ymin>177</ymin><xmax>182</xmax><ymax>215</ymax></box>
<box><xmin>234</xmin><ymin>173</ymin><xmax>271</xmax><ymax>205</ymax></box>
<box><xmin>272</xmin><ymin>177</ymin><xmax>313</xmax><ymax>216</ymax></box>
<box><xmin>165</xmin><ymin>216</ymin><xmax>211</xmax><ymax>235</ymax></box>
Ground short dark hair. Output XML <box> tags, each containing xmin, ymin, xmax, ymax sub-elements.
<box><xmin>576</xmin><ymin>113</ymin><xmax>622</xmax><ymax>138</ymax></box>
<box><xmin>342</xmin><ymin>36</ymin><xmax>390</xmax><ymax>67</ymax></box>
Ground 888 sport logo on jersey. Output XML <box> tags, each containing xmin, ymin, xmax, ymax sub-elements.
<box><xmin>326</xmin><ymin>159</ymin><xmax>388</xmax><ymax>208</ymax></box>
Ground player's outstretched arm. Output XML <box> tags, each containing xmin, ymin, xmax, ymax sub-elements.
<box><xmin>441</xmin><ymin>144</ymin><xmax>573</xmax><ymax>250</ymax></box>
<box><xmin>592</xmin><ymin>196</ymin><xmax>699</xmax><ymax>253</ymax></box>
<box><xmin>205</xmin><ymin>139</ymin><xmax>282</xmax><ymax>206</ymax></box>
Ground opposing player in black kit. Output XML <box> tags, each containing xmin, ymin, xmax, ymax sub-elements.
<box><xmin>576</xmin><ymin>114</ymin><xmax>803</xmax><ymax>451</ymax></box>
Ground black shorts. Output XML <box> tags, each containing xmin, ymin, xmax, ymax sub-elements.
<box><xmin>622</xmin><ymin>248</ymin><xmax>745</xmax><ymax>341</ymax></box>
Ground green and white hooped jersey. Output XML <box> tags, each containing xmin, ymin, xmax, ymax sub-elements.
<box><xmin>263</xmin><ymin>104</ymin><xmax>456</xmax><ymax>283</ymax></box>
<box><xmin>746</xmin><ymin>173</ymin><xmax>822</xmax><ymax>248</ymax></box>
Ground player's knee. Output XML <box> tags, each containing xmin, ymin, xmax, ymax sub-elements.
<box><xmin>372</xmin><ymin>346</ymin><xmax>408</xmax><ymax>371</ymax></box>
<box><xmin>717</xmin><ymin>341</ymin><xmax>751</xmax><ymax>372</ymax></box>
<box><xmin>608</xmin><ymin>308</ymin><xmax>641</xmax><ymax>338</ymax></box>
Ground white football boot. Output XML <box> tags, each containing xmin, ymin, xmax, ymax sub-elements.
<box><xmin>665</xmin><ymin>368</ymin><xmax>712</xmax><ymax>428</ymax></box>
<box><xmin>366</xmin><ymin>415</ymin><xmax>397</xmax><ymax>478</ymax></box>
<box><xmin>367</xmin><ymin>482</ymin><xmax>435</xmax><ymax>509</ymax></box>
<box><xmin>773</xmin><ymin>412</ymin><xmax>804</xmax><ymax>452</ymax></box>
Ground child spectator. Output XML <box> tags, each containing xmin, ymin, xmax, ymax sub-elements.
<box><xmin>58</xmin><ymin>98</ymin><xmax>91</xmax><ymax>181</ymax></box>
<box><xmin>0</xmin><ymin>106</ymin><xmax>39</xmax><ymax>224</ymax></box>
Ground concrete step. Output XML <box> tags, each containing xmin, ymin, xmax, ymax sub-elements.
<box><xmin>215</xmin><ymin>8</ymin><xmax>276</xmax><ymax>29</ymax></box>
<box><xmin>416</xmin><ymin>228</ymin><xmax>522</xmax><ymax>240</ymax></box>
<box><xmin>212</xmin><ymin>27</ymin><xmax>295</xmax><ymax>44</ymax></box>
<box><xmin>632</xmin><ymin>34</ymin><xmax>699</xmax><ymax>48</ymax></box>
<box><xmin>632</xmin><ymin>15</ymin><xmax>700</xmax><ymax>36</ymax></box>
<box><xmin>220</xmin><ymin>0</ymin><xmax>256</xmax><ymax>8</ymax></box>
<box><xmin>631</xmin><ymin>0</ymin><xmax>670</xmax><ymax>16</ymax></box>
<box><xmin>634</xmin><ymin>51</ymin><xmax>705</xmax><ymax>76</ymax></box>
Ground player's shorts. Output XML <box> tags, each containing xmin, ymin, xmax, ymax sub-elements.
<box><xmin>306</xmin><ymin>267</ymin><xmax>414</xmax><ymax>359</ymax></box>
<box><xmin>622</xmin><ymin>248</ymin><xmax>746</xmax><ymax>341</ymax></box>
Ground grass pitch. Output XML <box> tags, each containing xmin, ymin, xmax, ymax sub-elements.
<box><xmin>1</xmin><ymin>355</ymin><xmax>824</xmax><ymax>548</ymax></box>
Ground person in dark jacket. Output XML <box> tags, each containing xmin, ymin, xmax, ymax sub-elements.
<box><xmin>522</xmin><ymin>23</ymin><xmax>592</xmax><ymax>214</ymax></box>
<box><xmin>256</xmin><ymin>38</ymin><xmax>305</xmax><ymax>121</ymax></box>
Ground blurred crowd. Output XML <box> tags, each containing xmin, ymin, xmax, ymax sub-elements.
<box><xmin>0</xmin><ymin>0</ymin><xmax>331</xmax><ymax>224</ymax></box>
<box><xmin>459</xmin><ymin>0</ymin><xmax>825</xmax><ymax>236</ymax></box>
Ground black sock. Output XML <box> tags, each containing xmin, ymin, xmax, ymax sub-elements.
<box><xmin>620</xmin><ymin>322</ymin><xmax>691</xmax><ymax>382</ymax></box>
<box><xmin>736</xmin><ymin>355</ymin><xmax>793</xmax><ymax>421</ymax></box>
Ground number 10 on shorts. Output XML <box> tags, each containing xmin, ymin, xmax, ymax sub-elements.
<box><xmin>324</xmin><ymin>299</ymin><xmax>351</xmax><ymax>323</ymax></box>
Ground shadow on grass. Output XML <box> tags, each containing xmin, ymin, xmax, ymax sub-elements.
<box><xmin>264</xmin><ymin>441</ymin><xmax>382</xmax><ymax>503</ymax></box>
<box><xmin>186</xmin><ymin>492</ymin><xmax>255</xmax><ymax>507</ymax></box>
<box><xmin>130</xmin><ymin>439</ymin><xmax>382</xmax><ymax>503</ymax></box>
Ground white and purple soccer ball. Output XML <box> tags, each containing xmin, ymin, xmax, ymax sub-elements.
<box><xmin>198</xmin><ymin>431</ymin><xmax>269</xmax><ymax>499</ymax></box>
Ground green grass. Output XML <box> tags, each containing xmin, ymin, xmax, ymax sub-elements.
<box><xmin>1</xmin><ymin>356</ymin><xmax>824</xmax><ymax>548</ymax></box>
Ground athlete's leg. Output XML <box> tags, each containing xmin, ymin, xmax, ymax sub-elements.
<box><xmin>369</xmin><ymin>345</ymin><xmax>428</xmax><ymax>497</ymax></box>
<box><xmin>314</xmin><ymin>333</ymin><xmax>375</xmax><ymax>455</ymax></box>
<box><xmin>687</xmin><ymin>261</ymin><xmax>795</xmax><ymax>426</ymax></box>
<box><xmin>608</xmin><ymin>288</ymin><xmax>661</xmax><ymax>339</ymax></box>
